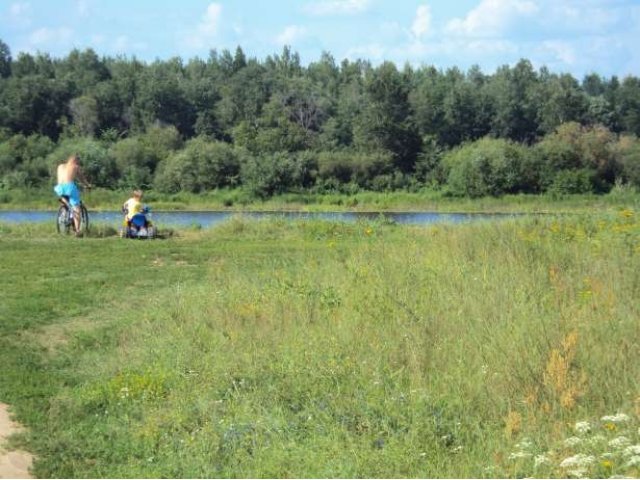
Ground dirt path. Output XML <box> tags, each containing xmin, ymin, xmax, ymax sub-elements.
<box><xmin>0</xmin><ymin>404</ymin><xmax>33</xmax><ymax>479</ymax></box>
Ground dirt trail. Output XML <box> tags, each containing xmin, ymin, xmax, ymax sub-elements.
<box><xmin>0</xmin><ymin>404</ymin><xmax>32</xmax><ymax>479</ymax></box>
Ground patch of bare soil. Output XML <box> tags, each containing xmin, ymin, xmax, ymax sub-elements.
<box><xmin>0</xmin><ymin>404</ymin><xmax>32</xmax><ymax>479</ymax></box>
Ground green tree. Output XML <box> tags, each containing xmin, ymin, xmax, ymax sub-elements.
<box><xmin>69</xmin><ymin>95</ymin><xmax>99</xmax><ymax>137</ymax></box>
<box><xmin>154</xmin><ymin>137</ymin><xmax>240</xmax><ymax>193</ymax></box>
<box><xmin>353</xmin><ymin>61</ymin><xmax>420</xmax><ymax>172</ymax></box>
<box><xmin>0</xmin><ymin>39</ymin><xmax>11</xmax><ymax>78</ymax></box>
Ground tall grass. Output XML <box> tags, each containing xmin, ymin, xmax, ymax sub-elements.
<box><xmin>1</xmin><ymin>186</ymin><xmax>639</xmax><ymax>213</ymax></box>
<box><xmin>1</xmin><ymin>211</ymin><xmax>639</xmax><ymax>477</ymax></box>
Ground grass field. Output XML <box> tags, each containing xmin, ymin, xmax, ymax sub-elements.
<box><xmin>1</xmin><ymin>186</ymin><xmax>639</xmax><ymax>214</ymax></box>
<box><xmin>1</xmin><ymin>211</ymin><xmax>639</xmax><ymax>478</ymax></box>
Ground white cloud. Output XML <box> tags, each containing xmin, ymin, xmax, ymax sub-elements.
<box><xmin>9</xmin><ymin>1</ymin><xmax>30</xmax><ymax>17</ymax></box>
<box><xmin>446</xmin><ymin>0</ymin><xmax>539</xmax><ymax>37</ymax></box>
<box><xmin>275</xmin><ymin>25</ymin><xmax>307</xmax><ymax>45</ymax></box>
<box><xmin>305</xmin><ymin>0</ymin><xmax>370</xmax><ymax>16</ymax></box>
<box><xmin>110</xmin><ymin>35</ymin><xmax>148</xmax><ymax>53</ymax></box>
<box><xmin>542</xmin><ymin>40</ymin><xmax>576</xmax><ymax>66</ymax></box>
<box><xmin>90</xmin><ymin>34</ymin><xmax>106</xmax><ymax>45</ymax></box>
<box><xmin>345</xmin><ymin>43</ymin><xmax>386</xmax><ymax>60</ymax></box>
<box><xmin>76</xmin><ymin>0</ymin><xmax>89</xmax><ymax>17</ymax></box>
<box><xmin>29</xmin><ymin>27</ymin><xmax>73</xmax><ymax>46</ymax></box>
<box><xmin>411</xmin><ymin>5</ymin><xmax>432</xmax><ymax>39</ymax></box>
<box><xmin>185</xmin><ymin>2</ymin><xmax>223</xmax><ymax>48</ymax></box>
<box><xmin>8</xmin><ymin>2</ymin><xmax>32</xmax><ymax>26</ymax></box>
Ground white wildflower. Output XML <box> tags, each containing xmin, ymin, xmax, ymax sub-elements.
<box><xmin>516</xmin><ymin>438</ymin><xmax>533</xmax><ymax>450</ymax></box>
<box><xmin>451</xmin><ymin>445</ymin><xmax>463</xmax><ymax>453</ymax></box>
<box><xmin>601</xmin><ymin>413</ymin><xmax>631</xmax><ymax>424</ymax></box>
<box><xmin>623</xmin><ymin>445</ymin><xmax>640</xmax><ymax>457</ymax></box>
<box><xmin>567</xmin><ymin>468</ymin><xmax>587</xmax><ymax>478</ymax></box>
<box><xmin>574</xmin><ymin>421</ymin><xmax>591</xmax><ymax>434</ymax></box>
<box><xmin>587</xmin><ymin>433</ymin><xmax>606</xmax><ymax>446</ymax></box>
<box><xmin>534</xmin><ymin>454</ymin><xmax>550</xmax><ymax>467</ymax></box>
<box><xmin>601</xmin><ymin>452</ymin><xmax>614</xmax><ymax>459</ymax></box>
<box><xmin>609</xmin><ymin>436</ymin><xmax>631</xmax><ymax>449</ymax></box>
<box><xmin>560</xmin><ymin>453</ymin><xmax>596</xmax><ymax>469</ymax></box>
<box><xmin>508</xmin><ymin>451</ymin><xmax>532</xmax><ymax>460</ymax></box>
<box><xmin>564</xmin><ymin>436</ymin><xmax>583</xmax><ymax>447</ymax></box>
<box><xmin>625</xmin><ymin>455</ymin><xmax>640</xmax><ymax>468</ymax></box>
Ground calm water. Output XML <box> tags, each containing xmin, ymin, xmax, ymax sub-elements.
<box><xmin>0</xmin><ymin>210</ymin><xmax>517</xmax><ymax>228</ymax></box>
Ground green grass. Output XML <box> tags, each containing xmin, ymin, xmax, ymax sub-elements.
<box><xmin>1</xmin><ymin>210</ymin><xmax>639</xmax><ymax>478</ymax></box>
<box><xmin>1</xmin><ymin>186</ymin><xmax>639</xmax><ymax>213</ymax></box>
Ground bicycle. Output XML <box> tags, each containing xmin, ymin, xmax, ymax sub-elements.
<box><xmin>56</xmin><ymin>196</ymin><xmax>90</xmax><ymax>235</ymax></box>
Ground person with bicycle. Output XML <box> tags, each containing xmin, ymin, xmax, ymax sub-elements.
<box><xmin>54</xmin><ymin>154</ymin><xmax>89</xmax><ymax>234</ymax></box>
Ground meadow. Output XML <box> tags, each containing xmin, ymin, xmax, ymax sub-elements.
<box><xmin>0</xmin><ymin>210</ymin><xmax>639</xmax><ymax>478</ymax></box>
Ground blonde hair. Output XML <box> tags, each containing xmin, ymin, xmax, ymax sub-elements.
<box><xmin>133</xmin><ymin>189</ymin><xmax>143</xmax><ymax>199</ymax></box>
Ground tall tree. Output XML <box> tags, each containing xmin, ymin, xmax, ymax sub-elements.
<box><xmin>0</xmin><ymin>39</ymin><xmax>11</xmax><ymax>78</ymax></box>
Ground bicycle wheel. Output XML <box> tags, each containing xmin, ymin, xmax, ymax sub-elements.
<box><xmin>56</xmin><ymin>204</ymin><xmax>71</xmax><ymax>234</ymax></box>
<box><xmin>80</xmin><ymin>204</ymin><xmax>90</xmax><ymax>234</ymax></box>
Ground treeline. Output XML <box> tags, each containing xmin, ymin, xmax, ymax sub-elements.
<box><xmin>0</xmin><ymin>39</ymin><xmax>639</xmax><ymax>197</ymax></box>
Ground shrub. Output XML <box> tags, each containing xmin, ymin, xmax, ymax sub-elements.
<box><xmin>535</xmin><ymin>123</ymin><xmax>620</xmax><ymax>192</ymax></box>
<box><xmin>47</xmin><ymin>138</ymin><xmax>118</xmax><ymax>188</ymax></box>
<box><xmin>614</xmin><ymin>135</ymin><xmax>640</xmax><ymax>188</ymax></box>
<box><xmin>316</xmin><ymin>150</ymin><xmax>394</xmax><ymax>188</ymax></box>
<box><xmin>444</xmin><ymin>137</ymin><xmax>536</xmax><ymax>197</ymax></box>
<box><xmin>548</xmin><ymin>169</ymin><xmax>595</xmax><ymax>194</ymax></box>
<box><xmin>154</xmin><ymin>137</ymin><xmax>240</xmax><ymax>193</ymax></box>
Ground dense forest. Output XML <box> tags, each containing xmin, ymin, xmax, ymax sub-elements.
<box><xmin>0</xmin><ymin>39</ymin><xmax>639</xmax><ymax>197</ymax></box>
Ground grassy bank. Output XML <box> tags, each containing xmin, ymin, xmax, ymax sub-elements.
<box><xmin>1</xmin><ymin>187</ymin><xmax>639</xmax><ymax>213</ymax></box>
<box><xmin>1</xmin><ymin>212</ymin><xmax>639</xmax><ymax>478</ymax></box>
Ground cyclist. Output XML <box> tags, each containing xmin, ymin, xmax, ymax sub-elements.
<box><xmin>54</xmin><ymin>154</ymin><xmax>89</xmax><ymax>234</ymax></box>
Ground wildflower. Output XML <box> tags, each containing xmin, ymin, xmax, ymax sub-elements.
<box><xmin>609</xmin><ymin>436</ymin><xmax>631</xmax><ymax>449</ymax></box>
<box><xmin>534</xmin><ymin>455</ymin><xmax>550</xmax><ymax>468</ymax></box>
<box><xmin>564</xmin><ymin>436</ymin><xmax>583</xmax><ymax>447</ymax></box>
<box><xmin>620</xmin><ymin>208</ymin><xmax>634</xmax><ymax>219</ymax></box>
<box><xmin>604</xmin><ymin>422</ymin><xmax>617</xmax><ymax>431</ymax></box>
<box><xmin>560</xmin><ymin>453</ymin><xmax>596</xmax><ymax>469</ymax></box>
<box><xmin>574</xmin><ymin>421</ymin><xmax>591</xmax><ymax>434</ymax></box>
<box><xmin>601</xmin><ymin>459</ymin><xmax>613</xmax><ymax>469</ymax></box>
<box><xmin>623</xmin><ymin>445</ymin><xmax>640</xmax><ymax>457</ymax></box>
<box><xmin>516</xmin><ymin>438</ymin><xmax>533</xmax><ymax>450</ymax></box>
<box><xmin>451</xmin><ymin>445</ymin><xmax>463</xmax><ymax>453</ymax></box>
<box><xmin>601</xmin><ymin>413</ymin><xmax>630</xmax><ymax>424</ymax></box>
<box><xmin>588</xmin><ymin>434</ymin><xmax>607</xmax><ymax>445</ymax></box>
<box><xmin>567</xmin><ymin>468</ymin><xmax>587</xmax><ymax>478</ymax></box>
<box><xmin>364</xmin><ymin>227</ymin><xmax>373</xmax><ymax>236</ymax></box>
<box><xmin>625</xmin><ymin>456</ymin><xmax>640</xmax><ymax>468</ymax></box>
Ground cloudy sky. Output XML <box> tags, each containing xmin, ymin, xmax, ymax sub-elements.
<box><xmin>1</xmin><ymin>0</ymin><xmax>639</xmax><ymax>77</ymax></box>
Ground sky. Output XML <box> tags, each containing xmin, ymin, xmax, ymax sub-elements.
<box><xmin>1</xmin><ymin>0</ymin><xmax>639</xmax><ymax>78</ymax></box>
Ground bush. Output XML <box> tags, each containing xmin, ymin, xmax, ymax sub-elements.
<box><xmin>47</xmin><ymin>138</ymin><xmax>118</xmax><ymax>188</ymax></box>
<box><xmin>240</xmin><ymin>152</ymin><xmax>298</xmax><ymax>198</ymax></box>
<box><xmin>444</xmin><ymin>137</ymin><xmax>536</xmax><ymax>197</ymax></box>
<box><xmin>0</xmin><ymin>134</ymin><xmax>55</xmax><ymax>186</ymax></box>
<box><xmin>535</xmin><ymin>122</ymin><xmax>620</xmax><ymax>191</ymax></box>
<box><xmin>548</xmin><ymin>169</ymin><xmax>595</xmax><ymax>194</ymax></box>
<box><xmin>154</xmin><ymin>137</ymin><xmax>240</xmax><ymax>193</ymax></box>
<box><xmin>317</xmin><ymin>150</ymin><xmax>394</xmax><ymax>188</ymax></box>
<box><xmin>614</xmin><ymin>135</ymin><xmax>640</xmax><ymax>188</ymax></box>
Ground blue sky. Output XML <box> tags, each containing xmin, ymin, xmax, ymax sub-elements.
<box><xmin>1</xmin><ymin>0</ymin><xmax>639</xmax><ymax>78</ymax></box>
